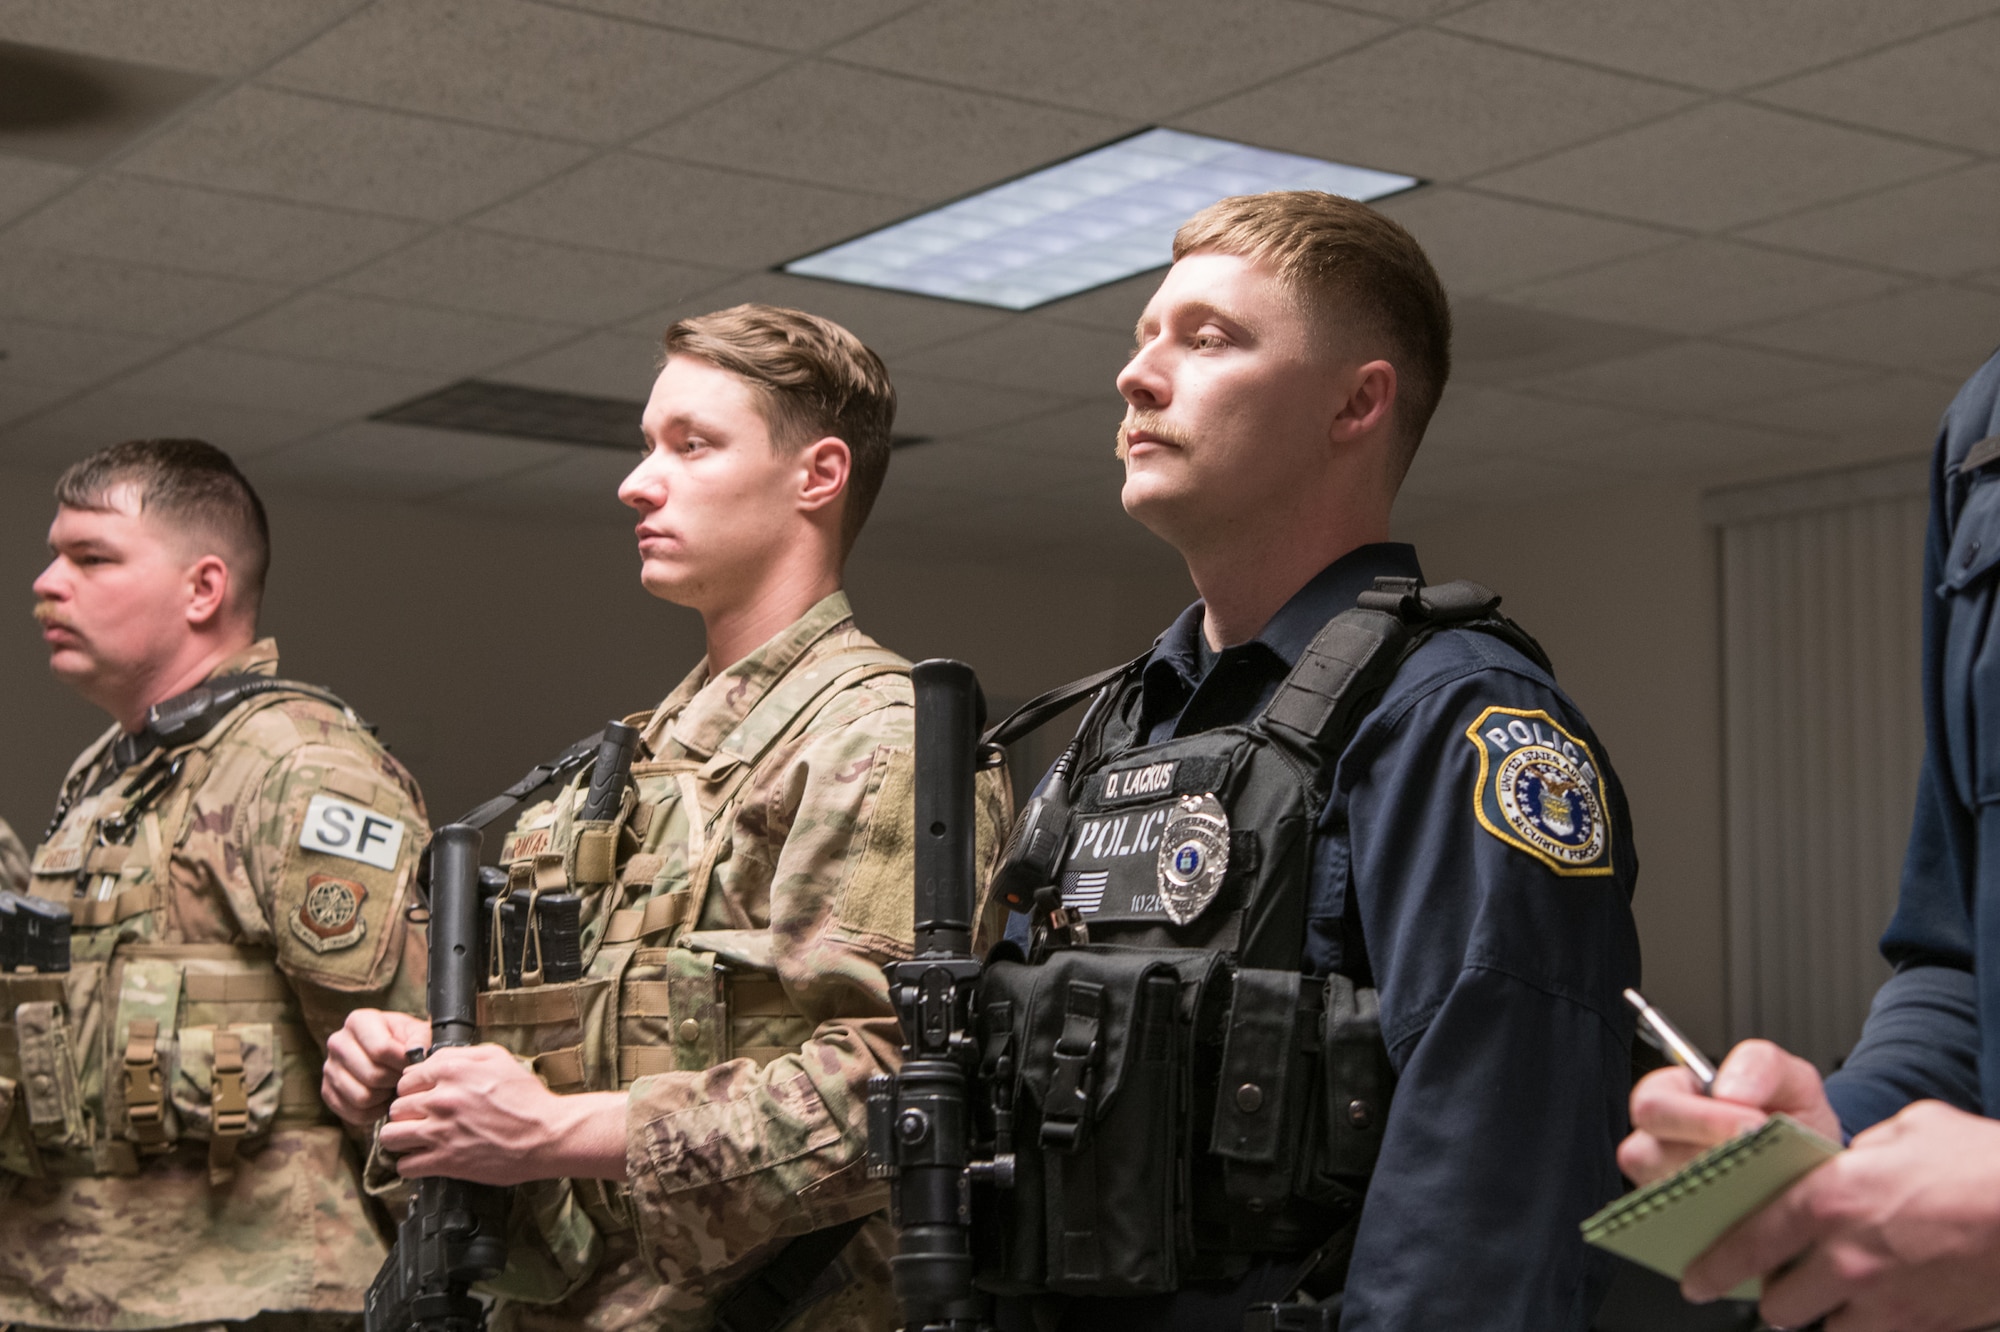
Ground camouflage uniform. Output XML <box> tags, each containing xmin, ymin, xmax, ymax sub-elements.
<box><xmin>471</xmin><ymin>593</ymin><xmax>1010</xmax><ymax>1332</ymax></box>
<box><xmin>0</xmin><ymin>816</ymin><xmax>28</xmax><ymax>894</ymax></box>
<box><xmin>0</xmin><ymin>640</ymin><xmax>428</xmax><ymax>1330</ymax></box>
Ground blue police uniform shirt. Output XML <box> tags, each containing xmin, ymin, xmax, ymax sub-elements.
<box><xmin>1027</xmin><ymin>543</ymin><xmax>1642</xmax><ymax>1330</ymax></box>
<box><xmin>1825</xmin><ymin>347</ymin><xmax>2000</xmax><ymax>1132</ymax></box>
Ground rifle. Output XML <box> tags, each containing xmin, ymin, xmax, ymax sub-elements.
<box><xmin>867</xmin><ymin>660</ymin><xmax>1011</xmax><ymax>1332</ymax></box>
<box><xmin>365</xmin><ymin>823</ymin><xmax>510</xmax><ymax>1332</ymax></box>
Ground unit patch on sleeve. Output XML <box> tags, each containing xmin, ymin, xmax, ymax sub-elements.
<box><xmin>291</xmin><ymin>873</ymin><xmax>368</xmax><ymax>953</ymax></box>
<box><xmin>1465</xmin><ymin>706</ymin><xmax>1613</xmax><ymax>876</ymax></box>
<box><xmin>299</xmin><ymin>792</ymin><xmax>405</xmax><ymax>870</ymax></box>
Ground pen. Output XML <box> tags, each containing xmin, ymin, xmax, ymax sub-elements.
<box><xmin>1624</xmin><ymin>988</ymin><xmax>1716</xmax><ymax>1094</ymax></box>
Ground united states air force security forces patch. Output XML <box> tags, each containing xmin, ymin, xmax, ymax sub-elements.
<box><xmin>1465</xmin><ymin>706</ymin><xmax>1614</xmax><ymax>876</ymax></box>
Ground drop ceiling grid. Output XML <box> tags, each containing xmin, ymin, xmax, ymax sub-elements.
<box><xmin>0</xmin><ymin>0</ymin><xmax>1991</xmax><ymax>532</ymax></box>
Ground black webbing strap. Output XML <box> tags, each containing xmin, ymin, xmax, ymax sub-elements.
<box><xmin>453</xmin><ymin>730</ymin><xmax>605</xmax><ymax>831</ymax></box>
<box><xmin>713</xmin><ymin>1214</ymin><xmax>871</xmax><ymax>1332</ymax></box>
<box><xmin>984</xmin><ymin>656</ymin><xmax>1145</xmax><ymax>750</ymax></box>
<box><xmin>1263</xmin><ymin>578</ymin><xmax>1544</xmax><ymax>753</ymax></box>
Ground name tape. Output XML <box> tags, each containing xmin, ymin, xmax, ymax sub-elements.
<box><xmin>299</xmin><ymin>793</ymin><xmax>404</xmax><ymax>871</ymax></box>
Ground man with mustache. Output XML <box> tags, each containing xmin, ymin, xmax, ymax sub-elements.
<box><xmin>4</xmin><ymin>438</ymin><xmax>428</xmax><ymax>1329</ymax></box>
<box><xmin>980</xmin><ymin>192</ymin><xmax>1641</xmax><ymax>1330</ymax></box>
<box><xmin>323</xmin><ymin>304</ymin><xmax>1011</xmax><ymax>1331</ymax></box>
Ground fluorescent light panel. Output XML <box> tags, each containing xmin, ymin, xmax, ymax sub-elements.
<box><xmin>783</xmin><ymin>128</ymin><xmax>1419</xmax><ymax>311</ymax></box>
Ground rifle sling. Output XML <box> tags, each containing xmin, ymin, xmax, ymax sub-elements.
<box><xmin>712</xmin><ymin>1214</ymin><xmax>870</xmax><ymax>1332</ymax></box>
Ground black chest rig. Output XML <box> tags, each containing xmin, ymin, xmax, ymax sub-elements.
<box><xmin>968</xmin><ymin>578</ymin><xmax>1550</xmax><ymax>1301</ymax></box>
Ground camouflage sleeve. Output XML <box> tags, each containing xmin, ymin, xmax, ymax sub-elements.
<box><xmin>243</xmin><ymin>718</ymin><xmax>429</xmax><ymax>1046</ymax></box>
<box><xmin>0</xmin><ymin>816</ymin><xmax>27</xmax><ymax>894</ymax></box>
<box><xmin>623</xmin><ymin>703</ymin><xmax>1010</xmax><ymax>1287</ymax></box>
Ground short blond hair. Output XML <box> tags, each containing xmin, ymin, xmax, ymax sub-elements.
<box><xmin>661</xmin><ymin>304</ymin><xmax>896</xmax><ymax>552</ymax></box>
<box><xmin>1174</xmin><ymin>191</ymin><xmax>1451</xmax><ymax>472</ymax></box>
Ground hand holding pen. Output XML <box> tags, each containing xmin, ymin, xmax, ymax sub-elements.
<box><xmin>1617</xmin><ymin>990</ymin><xmax>1840</xmax><ymax>1187</ymax></box>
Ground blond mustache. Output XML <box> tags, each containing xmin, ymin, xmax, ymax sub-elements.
<box><xmin>1114</xmin><ymin>414</ymin><xmax>1188</xmax><ymax>460</ymax></box>
<box><xmin>32</xmin><ymin>602</ymin><xmax>70</xmax><ymax>630</ymax></box>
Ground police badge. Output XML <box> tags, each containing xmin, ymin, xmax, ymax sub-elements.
<box><xmin>1156</xmin><ymin>793</ymin><xmax>1230</xmax><ymax>925</ymax></box>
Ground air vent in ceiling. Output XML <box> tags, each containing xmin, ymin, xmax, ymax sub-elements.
<box><xmin>373</xmin><ymin>379</ymin><xmax>928</xmax><ymax>450</ymax></box>
<box><xmin>0</xmin><ymin>40</ymin><xmax>213</xmax><ymax>166</ymax></box>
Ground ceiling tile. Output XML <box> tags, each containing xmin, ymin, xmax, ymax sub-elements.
<box><xmin>892</xmin><ymin>373</ymin><xmax>1076</xmax><ymax>442</ymax></box>
<box><xmin>1501</xmin><ymin>239</ymin><xmax>1907</xmax><ymax>335</ymax></box>
<box><xmin>1723</xmin><ymin>371</ymin><xmax>1960</xmax><ymax>450</ymax></box>
<box><xmin>215</xmin><ymin>292</ymin><xmax>574</xmax><ymax>376</ymax></box>
<box><xmin>111</xmin><ymin>344</ymin><xmax>437</xmax><ymax>418</ymax></box>
<box><xmin>248</xmin><ymin>421</ymin><xmax>571</xmax><ymax>500</ymax></box>
<box><xmin>624</xmin><ymin>270</ymin><xmax>1008</xmax><ymax>356</ymax></box>
<box><xmin>636</xmin><ymin>62</ymin><xmax>1128</xmax><ymax>199</ymax></box>
<box><xmin>1757</xmin><ymin>15</ymin><xmax>2000</xmax><ymax>153</ymax></box>
<box><xmin>1421</xmin><ymin>383</ymin><xmax>1655</xmax><ymax>458</ymax></box>
<box><xmin>264</xmin><ymin>0</ymin><xmax>782</xmax><ymax>142</ymax></box>
<box><xmin>476</xmin><ymin>153</ymin><xmax>904</xmax><ymax>268</ymax></box>
<box><xmin>0</xmin><ymin>0</ymin><xmax>368</xmax><ymax>76</ymax></box>
<box><xmin>119</xmin><ymin>86</ymin><xmax>589</xmax><ymax>220</ymax></box>
<box><xmin>1565</xmin><ymin>418</ymin><xmax>1851</xmax><ymax>480</ymax></box>
<box><xmin>1438</xmin><ymin>0</ymin><xmax>1994</xmax><ymax>92</ymax></box>
<box><xmin>1731</xmin><ymin>284</ymin><xmax>2000</xmax><ymax>378</ymax></box>
<box><xmin>0</xmin><ymin>318</ymin><xmax>168</xmax><ymax>386</ymax></box>
<box><xmin>7</xmin><ymin>175</ymin><xmax>422</xmax><ymax>282</ymax></box>
<box><xmin>1183</xmin><ymin>30</ymin><xmax>1695</xmax><ymax>182</ymax></box>
<box><xmin>432</xmin><ymin>444</ymin><xmax>638</xmax><ymax>522</ymax></box>
<box><xmin>1738</xmin><ymin>163</ymin><xmax>2000</xmax><ymax>279</ymax></box>
<box><xmin>1033</xmin><ymin>272</ymin><xmax>1164</xmax><ymax>334</ymax></box>
<box><xmin>555</xmin><ymin>0</ymin><xmax>934</xmax><ymax>52</ymax></box>
<box><xmin>1323</xmin><ymin>0</ymin><xmax>1482</xmax><ymax>18</ymax></box>
<box><xmin>0</xmin><ymin>386</ymin><xmax>333</xmax><ymax>465</ymax></box>
<box><xmin>0</xmin><ymin>156</ymin><xmax>78</xmax><ymax>224</ymax></box>
<box><xmin>0</xmin><ymin>247</ymin><xmax>285</xmax><ymax>338</ymax></box>
<box><xmin>1377</xmin><ymin>188</ymin><xmax>1675</xmax><ymax>297</ymax></box>
<box><xmin>1525</xmin><ymin>339</ymin><xmax>1857</xmax><ymax>413</ymax></box>
<box><xmin>893</xmin><ymin>318</ymin><xmax>1131</xmax><ymax>401</ymax></box>
<box><xmin>831</xmin><ymin>0</ymin><xmax>1393</xmax><ymax>120</ymax></box>
<box><xmin>337</xmin><ymin>230</ymin><xmax>728</xmax><ymax>326</ymax></box>
<box><xmin>1475</xmin><ymin>101</ymin><xmax>1968</xmax><ymax>231</ymax></box>
<box><xmin>0</xmin><ymin>379</ymin><xmax>83</xmax><ymax>428</ymax></box>
<box><xmin>493</xmin><ymin>331</ymin><xmax>665</xmax><ymax>402</ymax></box>
<box><xmin>1450</xmin><ymin>299</ymin><xmax>1676</xmax><ymax>385</ymax></box>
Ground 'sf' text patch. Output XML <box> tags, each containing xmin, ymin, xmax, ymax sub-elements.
<box><xmin>299</xmin><ymin>793</ymin><xmax>405</xmax><ymax>871</ymax></box>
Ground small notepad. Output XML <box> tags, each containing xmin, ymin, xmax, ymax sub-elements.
<box><xmin>1582</xmin><ymin>1114</ymin><xmax>1843</xmax><ymax>1300</ymax></box>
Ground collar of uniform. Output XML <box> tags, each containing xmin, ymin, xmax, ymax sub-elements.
<box><xmin>85</xmin><ymin>638</ymin><xmax>286</xmax><ymax>782</ymax></box>
<box><xmin>210</xmin><ymin>637</ymin><xmax>281</xmax><ymax>680</ymax></box>
<box><xmin>652</xmin><ymin>592</ymin><xmax>857</xmax><ymax>761</ymax></box>
<box><xmin>1140</xmin><ymin>543</ymin><xmax>1424</xmax><ymax>738</ymax></box>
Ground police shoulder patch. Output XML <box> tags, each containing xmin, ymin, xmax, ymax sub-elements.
<box><xmin>1465</xmin><ymin>706</ymin><xmax>1613</xmax><ymax>876</ymax></box>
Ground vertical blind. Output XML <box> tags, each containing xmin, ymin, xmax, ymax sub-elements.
<box><xmin>1709</xmin><ymin>458</ymin><xmax>1930</xmax><ymax>1070</ymax></box>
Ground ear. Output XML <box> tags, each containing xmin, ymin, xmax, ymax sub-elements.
<box><xmin>184</xmin><ymin>554</ymin><xmax>232</xmax><ymax>630</ymax></box>
<box><xmin>796</xmin><ymin>436</ymin><xmax>852</xmax><ymax>517</ymax></box>
<box><xmin>1330</xmin><ymin>359</ymin><xmax>1398</xmax><ymax>445</ymax></box>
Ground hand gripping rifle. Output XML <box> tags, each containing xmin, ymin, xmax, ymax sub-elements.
<box><xmin>366</xmin><ymin>823</ymin><xmax>510</xmax><ymax>1332</ymax></box>
<box><xmin>868</xmin><ymin>660</ymin><xmax>1012</xmax><ymax>1332</ymax></box>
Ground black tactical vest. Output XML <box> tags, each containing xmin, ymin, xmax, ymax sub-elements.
<box><xmin>969</xmin><ymin>578</ymin><xmax>1551</xmax><ymax>1301</ymax></box>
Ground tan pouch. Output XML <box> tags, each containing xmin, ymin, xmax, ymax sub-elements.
<box><xmin>477</xmin><ymin>1178</ymin><xmax>605</xmax><ymax>1307</ymax></box>
<box><xmin>0</xmin><ymin>1075</ymin><xmax>45</xmax><ymax>1178</ymax></box>
<box><xmin>171</xmin><ymin>1023</ymin><xmax>281</xmax><ymax>1142</ymax></box>
<box><xmin>16</xmin><ymin>1000</ymin><xmax>90</xmax><ymax>1154</ymax></box>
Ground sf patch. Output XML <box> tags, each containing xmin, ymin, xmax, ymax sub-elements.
<box><xmin>291</xmin><ymin>873</ymin><xmax>369</xmax><ymax>953</ymax></box>
<box><xmin>1465</xmin><ymin>706</ymin><xmax>1613</xmax><ymax>876</ymax></box>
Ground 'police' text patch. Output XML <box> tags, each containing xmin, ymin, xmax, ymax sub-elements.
<box><xmin>1465</xmin><ymin>706</ymin><xmax>1613</xmax><ymax>876</ymax></box>
<box><xmin>299</xmin><ymin>793</ymin><xmax>405</xmax><ymax>871</ymax></box>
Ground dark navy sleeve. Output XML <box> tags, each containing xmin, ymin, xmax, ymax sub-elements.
<box><xmin>1316</xmin><ymin>635</ymin><xmax>1641</xmax><ymax>1332</ymax></box>
<box><xmin>1825</xmin><ymin>350</ymin><xmax>2000</xmax><ymax>1126</ymax></box>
